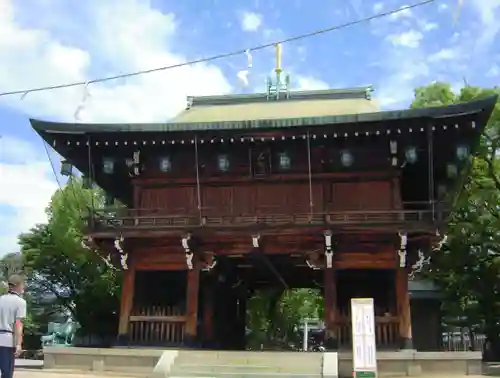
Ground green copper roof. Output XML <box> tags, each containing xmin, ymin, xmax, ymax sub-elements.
<box><xmin>171</xmin><ymin>87</ymin><xmax>379</xmax><ymax>124</ymax></box>
<box><xmin>30</xmin><ymin>92</ymin><xmax>498</xmax><ymax>135</ymax></box>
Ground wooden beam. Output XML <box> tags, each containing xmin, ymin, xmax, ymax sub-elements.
<box><xmin>134</xmin><ymin>262</ymin><xmax>187</xmax><ymax>271</ymax></box>
<box><xmin>88</xmin><ymin>223</ymin><xmax>438</xmax><ymax>240</ymax></box>
<box><xmin>129</xmin><ymin>315</ymin><xmax>186</xmax><ymax>322</ymax></box>
<box><xmin>133</xmin><ymin>171</ymin><xmax>399</xmax><ymax>187</ymax></box>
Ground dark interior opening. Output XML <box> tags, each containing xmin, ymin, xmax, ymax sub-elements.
<box><xmin>134</xmin><ymin>270</ymin><xmax>187</xmax><ymax>308</ymax></box>
<box><xmin>337</xmin><ymin>269</ymin><xmax>395</xmax><ymax>316</ymax></box>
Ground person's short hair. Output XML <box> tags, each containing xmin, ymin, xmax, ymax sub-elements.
<box><xmin>7</xmin><ymin>275</ymin><xmax>24</xmax><ymax>289</ymax></box>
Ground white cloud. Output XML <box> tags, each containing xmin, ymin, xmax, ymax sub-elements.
<box><xmin>294</xmin><ymin>76</ymin><xmax>329</xmax><ymax>91</ymax></box>
<box><xmin>0</xmin><ymin>136</ymin><xmax>58</xmax><ymax>253</ymax></box>
<box><xmin>486</xmin><ymin>64</ymin><xmax>500</xmax><ymax>77</ymax></box>
<box><xmin>0</xmin><ymin>0</ymin><xmax>233</xmax><ymax>252</ymax></box>
<box><xmin>373</xmin><ymin>3</ymin><xmax>384</xmax><ymax>13</ymax></box>
<box><xmin>240</xmin><ymin>11</ymin><xmax>262</xmax><ymax>32</ymax></box>
<box><xmin>470</xmin><ymin>0</ymin><xmax>500</xmax><ymax>47</ymax></box>
<box><xmin>373</xmin><ymin>47</ymin><xmax>430</xmax><ymax>108</ymax></box>
<box><xmin>388</xmin><ymin>5</ymin><xmax>413</xmax><ymax>20</ymax></box>
<box><xmin>438</xmin><ymin>3</ymin><xmax>448</xmax><ymax>11</ymax></box>
<box><xmin>0</xmin><ymin>0</ymin><xmax>232</xmax><ymax>123</ymax></box>
<box><xmin>386</xmin><ymin>30</ymin><xmax>423</xmax><ymax>48</ymax></box>
<box><xmin>427</xmin><ymin>48</ymin><xmax>458</xmax><ymax>62</ymax></box>
<box><xmin>421</xmin><ymin>21</ymin><xmax>438</xmax><ymax>31</ymax></box>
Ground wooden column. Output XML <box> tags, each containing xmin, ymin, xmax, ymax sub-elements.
<box><xmin>395</xmin><ymin>267</ymin><xmax>413</xmax><ymax>349</ymax></box>
<box><xmin>202</xmin><ymin>278</ymin><xmax>214</xmax><ymax>346</ymax></box>
<box><xmin>118</xmin><ymin>267</ymin><xmax>135</xmax><ymax>345</ymax></box>
<box><xmin>324</xmin><ymin>266</ymin><xmax>338</xmax><ymax>349</ymax></box>
<box><xmin>185</xmin><ymin>265</ymin><xmax>200</xmax><ymax>346</ymax></box>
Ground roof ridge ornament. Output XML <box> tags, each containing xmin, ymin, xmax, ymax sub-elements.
<box><xmin>266</xmin><ymin>43</ymin><xmax>290</xmax><ymax>101</ymax></box>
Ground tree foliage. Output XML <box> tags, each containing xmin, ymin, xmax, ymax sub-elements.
<box><xmin>411</xmin><ymin>82</ymin><xmax>500</xmax><ymax>354</ymax></box>
<box><xmin>246</xmin><ymin>288</ymin><xmax>323</xmax><ymax>348</ymax></box>
<box><xmin>18</xmin><ymin>178</ymin><xmax>121</xmax><ymax>342</ymax></box>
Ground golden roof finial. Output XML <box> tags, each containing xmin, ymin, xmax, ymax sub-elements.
<box><xmin>275</xmin><ymin>43</ymin><xmax>282</xmax><ymax>74</ymax></box>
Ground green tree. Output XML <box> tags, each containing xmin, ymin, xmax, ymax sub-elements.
<box><xmin>19</xmin><ymin>177</ymin><xmax>122</xmax><ymax>343</ymax></box>
<box><xmin>411</xmin><ymin>82</ymin><xmax>500</xmax><ymax>356</ymax></box>
<box><xmin>0</xmin><ymin>252</ymin><xmax>24</xmax><ymax>294</ymax></box>
<box><xmin>246</xmin><ymin>288</ymin><xmax>323</xmax><ymax>348</ymax></box>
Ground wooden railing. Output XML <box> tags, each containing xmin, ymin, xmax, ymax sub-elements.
<box><xmin>336</xmin><ymin>316</ymin><xmax>399</xmax><ymax>349</ymax></box>
<box><xmin>88</xmin><ymin>204</ymin><xmax>448</xmax><ymax>232</ymax></box>
<box><xmin>129</xmin><ymin>305</ymin><xmax>185</xmax><ymax>345</ymax></box>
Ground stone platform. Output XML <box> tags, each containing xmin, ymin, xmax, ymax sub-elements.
<box><xmin>337</xmin><ymin>350</ymin><xmax>482</xmax><ymax>377</ymax></box>
<box><xmin>42</xmin><ymin>346</ymin><xmax>483</xmax><ymax>377</ymax></box>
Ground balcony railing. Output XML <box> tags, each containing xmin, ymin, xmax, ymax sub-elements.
<box><xmin>86</xmin><ymin>202</ymin><xmax>449</xmax><ymax>233</ymax></box>
<box><xmin>129</xmin><ymin>305</ymin><xmax>185</xmax><ymax>346</ymax></box>
<box><xmin>335</xmin><ymin>315</ymin><xmax>399</xmax><ymax>349</ymax></box>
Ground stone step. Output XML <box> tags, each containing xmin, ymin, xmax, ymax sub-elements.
<box><xmin>171</xmin><ymin>363</ymin><xmax>320</xmax><ymax>374</ymax></box>
<box><xmin>175</xmin><ymin>351</ymin><xmax>321</xmax><ymax>364</ymax></box>
<box><xmin>25</xmin><ymin>368</ymin><xmax>147</xmax><ymax>377</ymax></box>
<box><xmin>168</xmin><ymin>373</ymin><xmax>320</xmax><ymax>378</ymax></box>
<box><xmin>170</xmin><ymin>351</ymin><xmax>322</xmax><ymax>377</ymax></box>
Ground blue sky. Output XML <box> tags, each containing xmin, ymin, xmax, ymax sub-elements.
<box><xmin>0</xmin><ymin>0</ymin><xmax>499</xmax><ymax>254</ymax></box>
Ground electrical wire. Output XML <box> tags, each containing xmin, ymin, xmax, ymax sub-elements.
<box><xmin>0</xmin><ymin>0</ymin><xmax>434</xmax><ymax>98</ymax></box>
<box><xmin>42</xmin><ymin>141</ymin><xmax>64</xmax><ymax>191</ymax></box>
<box><xmin>42</xmin><ymin>140</ymin><xmax>89</xmax><ymax>215</ymax></box>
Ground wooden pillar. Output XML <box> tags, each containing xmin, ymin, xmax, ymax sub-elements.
<box><xmin>118</xmin><ymin>267</ymin><xmax>135</xmax><ymax>345</ymax></box>
<box><xmin>395</xmin><ymin>267</ymin><xmax>413</xmax><ymax>349</ymax></box>
<box><xmin>202</xmin><ymin>278</ymin><xmax>214</xmax><ymax>346</ymax></box>
<box><xmin>324</xmin><ymin>266</ymin><xmax>338</xmax><ymax>349</ymax></box>
<box><xmin>185</xmin><ymin>265</ymin><xmax>200</xmax><ymax>346</ymax></box>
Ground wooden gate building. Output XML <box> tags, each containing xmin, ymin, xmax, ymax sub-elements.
<box><xmin>31</xmin><ymin>86</ymin><xmax>497</xmax><ymax>350</ymax></box>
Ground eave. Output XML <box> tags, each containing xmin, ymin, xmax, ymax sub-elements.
<box><xmin>29</xmin><ymin>95</ymin><xmax>498</xmax><ymax>207</ymax></box>
<box><xmin>30</xmin><ymin>94</ymin><xmax>497</xmax><ymax>135</ymax></box>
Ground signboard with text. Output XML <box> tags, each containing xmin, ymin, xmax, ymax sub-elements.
<box><xmin>351</xmin><ymin>298</ymin><xmax>377</xmax><ymax>378</ymax></box>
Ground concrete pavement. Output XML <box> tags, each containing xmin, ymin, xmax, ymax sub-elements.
<box><xmin>14</xmin><ymin>370</ymin><xmax>141</xmax><ymax>378</ymax></box>
<box><xmin>12</xmin><ymin>372</ymin><xmax>488</xmax><ymax>378</ymax></box>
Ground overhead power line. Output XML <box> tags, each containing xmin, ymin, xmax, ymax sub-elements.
<box><xmin>0</xmin><ymin>0</ymin><xmax>434</xmax><ymax>98</ymax></box>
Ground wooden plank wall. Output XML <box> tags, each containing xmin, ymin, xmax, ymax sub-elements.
<box><xmin>137</xmin><ymin>179</ymin><xmax>402</xmax><ymax>215</ymax></box>
<box><xmin>134</xmin><ymin>247</ymin><xmax>187</xmax><ymax>270</ymax></box>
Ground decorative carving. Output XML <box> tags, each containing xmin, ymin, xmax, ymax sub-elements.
<box><xmin>181</xmin><ymin>234</ymin><xmax>194</xmax><ymax>270</ymax></box>
<box><xmin>306</xmin><ymin>260</ymin><xmax>320</xmax><ymax>270</ymax></box>
<box><xmin>232</xmin><ymin>279</ymin><xmax>243</xmax><ymax>289</ymax></box>
<box><xmin>252</xmin><ymin>234</ymin><xmax>261</xmax><ymax>249</ymax></box>
<box><xmin>133</xmin><ymin>151</ymin><xmax>140</xmax><ymax>176</ymax></box>
<box><xmin>324</xmin><ymin>230</ymin><xmax>334</xmax><ymax>269</ymax></box>
<box><xmin>186</xmin><ymin>96</ymin><xmax>194</xmax><ymax>109</ymax></box>
<box><xmin>305</xmin><ymin>250</ymin><xmax>321</xmax><ymax>270</ymax></box>
<box><xmin>408</xmin><ymin>250</ymin><xmax>431</xmax><ymax>280</ymax></box>
<box><xmin>434</xmin><ymin>229</ymin><xmax>448</xmax><ymax>251</ymax></box>
<box><xmin>81</xmin><ymin>235</ymin><xmax>94</xmax><ymax>250</ymax></box>
<box><xmin>185</xmin><ymin>252</ymin><xmax>194</xmax><ymax>270</ymax></box>
<box><xmin>252</xmin><ymin>148</ymin><xmax>270</xmax><ymax>176</ymax></box>
<box><xmin>398</xmin><ymin>231</ymin><xmax>407</xmax><ymax>268</ymax></box>
<box><xmin>120</xmin><ymin>252</ymin><xmax>129</xmax><ymax>270</ymax></box>
<box><xmin>390</xmin><ymin>140</ymin><xmax>398</xmax><ymax>154</ymax></box>
<box><xmin>390</xmin><ymin>140</ymin><xmax>398</xmax><ymax>166</ymax></box>
<box><xmin>101</xmin><ymin>254</ymin><xmax>114</xmax><ymax>270</ymax></box>
<box><xmin>127</xmin><ymin>150</ymin><xmax>141</xmax><ymax>177</ymax></box>
<box><xmin>398</xmin><ymin>249</ymin><xmax>407</xmax><ymax>268</ymax></box>
<box><xmin>114</xmin><ymin>234</ymin><xmax>128</xmax><ymax>270</ymax></box>
<box><xmin>202</xmin><ymin>252</ymin><xmax>217</xmax><ymax>272</ymax></box>
<box><xmin>114</xmin><ymin>235</ymin><xmax>124</xmax><ymax>254</ymax></box>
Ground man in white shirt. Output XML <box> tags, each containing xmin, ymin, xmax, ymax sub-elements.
<box><xmin>0</xmin><ymin>275</ymin><xmax>27</xmax><ymax>378</ymax></box>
